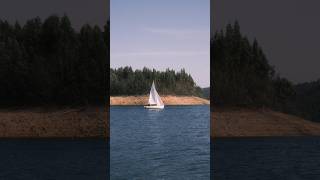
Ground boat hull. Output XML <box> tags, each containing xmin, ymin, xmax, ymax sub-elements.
<box><xmin>144</xmin><ymin>105</ymin><xmax>164</xmax><ymax>109</ymax></box>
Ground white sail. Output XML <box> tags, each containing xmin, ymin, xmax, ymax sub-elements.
<box><xmin>148</xmin><ymin>81</ymin><xmax>164</xmax><ymax>106</ymax></box>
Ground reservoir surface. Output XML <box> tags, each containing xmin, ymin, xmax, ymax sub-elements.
<box><xmin>0</xmin><ymin>139</ymin><xmax>109</xmax><ymax>179</ymax></box>
<box><xmin>212</xmin><ymin>137</ymin><xmax>320</xmax><ymax>180</ymax></box>
<box><xmin>111</xmin><ymin>105</ymin><xmax>210</xmax><ymax>179</ymax></box>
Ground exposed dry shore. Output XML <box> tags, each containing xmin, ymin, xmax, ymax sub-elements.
<box><xmin>110</xmin><ymin>95</ymin><xmax>210</xmax><ymax>105</ymax></box>
<box><xmin>212</xmin><ymin>107</ymin><xmax>320</xmax><ymax>137</ymax></box>
<box><xmin>0</xmin><ymin>106</ymin><xmax>108</xmax><ymax>138</ymax></box>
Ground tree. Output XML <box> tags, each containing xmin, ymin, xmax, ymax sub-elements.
<box><xmin>211</xmin><ymin>21</ymin><xmax>293</xmax><ymax>107</ymax></box>
<box><xmin>0</xmin><ymin>15</ymin><xmax>109</xmax><ymax>106</ymax></box>
<box><xmin>110</xmin><ymin>67</ymin><xmax>203</xmax><ymax>97</ymax></box>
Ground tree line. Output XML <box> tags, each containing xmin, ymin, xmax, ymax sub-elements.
<box><xmin>287</xmin><ymin>80</ymin><xmax>320</xmax><ymax>122</ymax></box>
<box><xmin>212</xmin><ymin>21</ymin><xmax>319</xmax><ymax>122</ymax></box>
<box><xmin>0</xmin><ymin>15</ymin><xmax>109</xmax><ymax>106</ymax></box>
<box><xmin>211</xmin><ymin>21</ymin><xmax>294</xmax><ymax>108</ymax></box>
<box><xmin>110</xmin><ymin>67</ymin><xmax>203</xmax><ymax>96</ymax></box>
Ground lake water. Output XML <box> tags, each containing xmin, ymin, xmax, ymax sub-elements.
<box><xmin>212</xmin><ymin>137</ymin><xmax>320</xmax><ymax>180</ymax></box>
<box><xmin>110</xmin><ymin>105</ymin><xmax>210</xmax><ymax>179</ymax></box>
<box><xmin>0</xmin><ymin>139</ymin><xmax>109</xmax><ymax>180</ymax></box>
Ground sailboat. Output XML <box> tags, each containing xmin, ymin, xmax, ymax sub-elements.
<box><xmin>144</xmin><ymin>81</ymin><xmax>164</xmax><ymax>109</ymax></box>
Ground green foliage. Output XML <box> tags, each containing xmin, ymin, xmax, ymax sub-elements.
<box><xmin>202</xmin><ymin>87</ymin><xmax>210</xmax><ymax>100</ymax></box>
<box><xmin>0</xmin><ymin>15</ymin><xmax>109</xmax><ymax>106</ymax></box>
<box><xmin>110</xmin><ymin>67</ymin><xmax>203</xmax><ymax>96</ymax></box>
<box><xmin>212</xmin><ymin>21</ymin><xmax>320</xmax><ymax>122</ymax></box>
<box><xmin>211</xmin><ymin>21</ymin><xmax>294</xmax><ymax>107</ymax></box>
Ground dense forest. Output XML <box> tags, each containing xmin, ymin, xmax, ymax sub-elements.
<box><xmin>110</xmin><ymin>67</ymin><xmax>203</xmax><ymax>96</ymax></box>
<box><xmin>212</xmin><ymin>21</ymin><xmax>294</xmax><ymax>107</ymax></box>
<box><xmin>212</xmin><ymin>21</ymin><xmax>319</xmax><ymax>122</ymax></box>
<box><xmin>288</xmin><ymin>80</ymin><xmax>320</xmax><ymax>122</ymax></box>
<box><xmin>0</xmin><ymin>15</ymin><xmax>109</xmax><ymax>106</ymax></box>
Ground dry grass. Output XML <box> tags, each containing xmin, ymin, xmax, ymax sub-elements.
<box><xmin>110</xmin><ymin>95</ymin><xmax>210</xmax><ymax>105</ymax></box>
<box><xmin>212</xmin><ymin>108</ymin><xmax>320</xmax><ymax>137</ymax></box>
<box><xmin>0</xmin><ymin>106</ymin><xmax>108</xmax><ymax>138</ymax></box>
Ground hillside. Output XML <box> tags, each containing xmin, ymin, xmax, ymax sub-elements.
<box><xmin>110</xmin><ymin>96</ymin><xmax>209</xmax><ymax>105</ymax></box>
<box><xmin>212</xmin><ymin>108</ymin><xmax>320</xmax><ymax>137</ymax></box>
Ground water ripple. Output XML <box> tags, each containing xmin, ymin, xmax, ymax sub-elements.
<box><xmin>111</xmin><ymin>105</ymin><xmax>210</xmax><ymax>179</ymax></box>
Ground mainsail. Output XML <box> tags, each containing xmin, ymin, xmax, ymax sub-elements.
<box><xmin>148</xmin><ymin>81</ymin><xmax>164</xmax><ymax>106</ymax></box>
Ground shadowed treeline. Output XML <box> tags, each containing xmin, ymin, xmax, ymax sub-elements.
<box><xmin>211</xmin><ymin>21</ymin><xmax>320</xmax><ymax>122</ymax></box>
<box><xmin>212</xmin><ymin>21</ymin><xmax>294</xmax><ymax>108</ymax></box>
<box><xmin>288</xmin><ymin>80</ymin><xmax>320</xmax><ymax>122</ymax></box>
<box><xmin>110</xmin><ymin>67</ymin><xmax>203</xmax><ymax>96</ymax></box>
<box><xmin>0</xmin><ymin>15</ymin><xmax>109</xmax><ymax>106</ymax></box>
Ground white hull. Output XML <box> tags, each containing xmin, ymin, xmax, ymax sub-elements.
<box><xmin>144</xmin><ymin>105</ymin><xmax>164</xmax><ymax>109</ymax></box>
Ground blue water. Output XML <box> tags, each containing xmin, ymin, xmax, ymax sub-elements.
<box><xmin>110</xmin><ymin>105</ymin><xmax>210</xmax><ymax>179</ymax></box>
<box><xmin>212</xmin><ymin>137</ymin><xmax>320</xmax><ymax>180</ymax></box>
<box><xmin>0</xmin><ymin>139</ymin><xmax>109</xmax><ymax>180</ymax></box>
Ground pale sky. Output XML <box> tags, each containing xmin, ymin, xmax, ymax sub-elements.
<box><xmin>0</xmin><ymin>0</ymin><xmax>108</xmax><ymax>30</ymax></box>
<box><xmin>111</xmin><ymin>0</ymin><xmax>210</xmax><ymax>87</ymax></box>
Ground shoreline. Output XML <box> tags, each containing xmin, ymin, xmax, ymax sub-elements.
<box><xmin>211</xmin><ymin>107</ymin><xmax>320</xmax><ymax>138</ymax></box>
<box><xmin>0</xmin><ymin>106</ymin><xmax>108</xmax><ymax>138</ymax></box>
<box><xmin>110</xmin><ymin>95</ymin><xmax>210</xmax><ymax>105</ymax></box>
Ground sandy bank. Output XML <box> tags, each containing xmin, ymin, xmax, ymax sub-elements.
<box><xmin>212</xmin><ymin>108</ymin><xmax>320</xmax><ymax>137</ymax></box>
<box><xmin>110</xmin><ymin>95</ymin><xmax>209</xmax><ymax>105</ymax></box>
<box><xmin>0</xmin><ymin>106</ymin><xmax>108</xmax><ymax>138</ymax></box>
